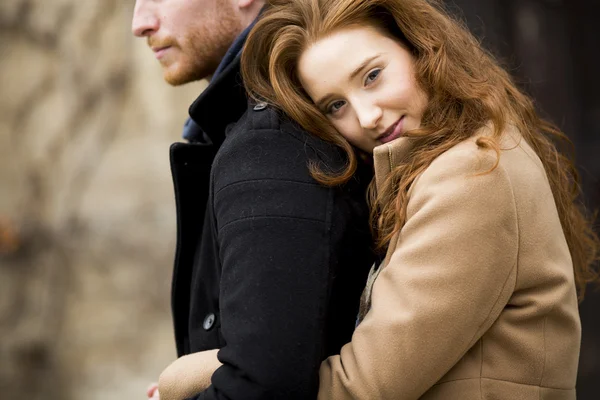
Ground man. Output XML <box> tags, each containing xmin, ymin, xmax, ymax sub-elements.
<box><xmin>132</xmin><ymin>1</ymin><xmax>374</xmax><ymax>399</ymax></box>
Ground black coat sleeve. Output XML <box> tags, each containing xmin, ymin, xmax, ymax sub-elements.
<box><xmin>195</xmin><ymin>129</ymin><xmax>341</xmax><ymax>399</ymax></box>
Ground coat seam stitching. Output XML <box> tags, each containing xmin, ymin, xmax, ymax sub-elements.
<box><xmin>219</xmin><ymin>215</ymin><xmax>325</xmax><ymax>231</ymax></box>
<box><xmin>462</xmin><ymin>159</ymin><xmax>519</xmax><ymax>370</ymax></box>
<box><xmin>479</xmin><ymin>339</ymin><xmax>483</xmax><ymax>400</ymax></box>
<box><xmin>215</xmin><ymin>178</ymin><xmax>321</xmax><ymax>197</ymax></box>
<box><xmin>434</xmin><ymin>376</ymin><xmax>573</xmax><ymax>390</ymax></box>
<box><xmin>540</xmin><ymin>314</ymin><xmax>548</xmax><ymax>389</ymax></box>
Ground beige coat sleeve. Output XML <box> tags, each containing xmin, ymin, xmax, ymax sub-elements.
<box><xmin>158</xmin><ymin>350</ymin><xmax>222</xmax><ymax>400</ymax></box>
<box><xmin>318</xmin><ymin>148</ymin><xmax>519</xmax><ymax>399</ymax></box>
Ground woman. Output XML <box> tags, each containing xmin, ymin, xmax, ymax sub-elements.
<box><xmin>157</xmin><ymin>0</ymin><xmax>599</xmax><ymax>398</ymax></box>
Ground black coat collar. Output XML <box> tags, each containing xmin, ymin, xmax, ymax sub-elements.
<box><xmin>188</xmin><ymin>56</ymin><xmax>248</xmax><ymax>147</ymax></box>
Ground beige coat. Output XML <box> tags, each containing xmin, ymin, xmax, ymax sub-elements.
<box><xmin>318</xmin><ymin>124</ymin><xmax>581</xmax><ymax>399</ymax></box>
<box><xmin>157</xmin><ymin>124</ymin><xmax>581</xmax><ymax>400</ymax></box>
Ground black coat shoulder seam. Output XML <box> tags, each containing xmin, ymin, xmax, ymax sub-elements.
<box><xmin>215</xmin><ymin>178</ymin><xmax>323</xmax><ymax>197</ymax></box>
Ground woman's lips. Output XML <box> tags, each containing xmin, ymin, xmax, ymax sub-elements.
<box><xmin>379</xmin><ymin>116</ymin><xmax>405</xmax><ymax>144</ymax></box>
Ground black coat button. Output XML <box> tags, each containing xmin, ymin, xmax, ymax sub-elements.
<box><xmin>203</xmin><ymin>313</ymin><xmax>216</xmax><ymax>331</ymax></box>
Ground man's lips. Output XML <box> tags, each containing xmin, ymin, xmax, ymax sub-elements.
<box><xmin>151</xmin><ymin>46</ymin><xmax>171</xmax><ymax>59</ymax></box>
<box><xmin>378</xmin><ymin>116</ymin><xmax>405</xmax><ymax>144</ymax></box>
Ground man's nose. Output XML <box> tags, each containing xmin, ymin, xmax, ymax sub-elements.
<box><xmin>131</xmin><ymin>1</ymin><xmax>159</xmax><ymax>37</ymax></box>
<box><xmin>356</xmin><ymin>102</ymin><xmax>383</xmax><ymax>131</ymax></box>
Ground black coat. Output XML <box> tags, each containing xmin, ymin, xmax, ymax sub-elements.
<box><xmin>170</xmin><ymin>56</ymin><xmax>374</xmax><ymax>399</ymax></box>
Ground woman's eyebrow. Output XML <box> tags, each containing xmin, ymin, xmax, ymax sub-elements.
<box><xmin>348</xmin><ymin>54</ymin><xmax>382</xmax><ymax>81</ymax></box>
<box><xmin>315</xmin><ymin>54</ymin><xmax>382</xmax><ymax>109</ymax></box>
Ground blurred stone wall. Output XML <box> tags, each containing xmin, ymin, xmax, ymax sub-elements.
<box><xmin>0</xmin><ymin>1</ymin><xmax>206</xmax><ymax>399</ymax></box>
<box><xmin>1</xmin><ymin>1</ymin><xmax>598</xmax><ymax>400</ymax></box>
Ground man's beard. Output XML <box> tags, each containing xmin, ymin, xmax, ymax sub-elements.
<box><xmin>162</xmin><ymin>7</ymin><xmax>243</xmax><ymax>86</ymax></box>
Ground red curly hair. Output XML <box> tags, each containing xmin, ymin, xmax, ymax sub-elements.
<box><xmin>241</xmin><ymin>0</ymin><xmax>599</xmax><ymax>299</ymax></box>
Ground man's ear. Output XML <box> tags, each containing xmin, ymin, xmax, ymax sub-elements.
<box><xmin>235</xmin><ymin>0</ymin><xmax>265</xmax><ymax>25</ymax></box>
<box><xmin>237</xmin><ymin>0</ymin><xmax>256</xmax><ymax>9</ymax></box>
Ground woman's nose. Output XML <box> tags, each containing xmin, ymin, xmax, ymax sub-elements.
<box><xmin>131</xmin><ymin>0</ymin><xmax>160</xmax><ymax>37</ymax></box>
<box><xmin>356</xmin><ymin>103</ymin><xmax>383</xmax><ymax>131</ymax></box>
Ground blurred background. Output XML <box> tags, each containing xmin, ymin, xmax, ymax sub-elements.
<box><xmin>0</xmin><ymin>0</ymin><xmax>597</xmax><ymax>399</ymax></box>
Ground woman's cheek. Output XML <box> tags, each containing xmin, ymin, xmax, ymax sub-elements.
<box><xmin>390</xmin><ymin>84</ymin><xmax>414</xmax><ymax>108</ymax></box>
<box><xmin>336</xmin><ymin>121</ymin><xmax>358</xmax><ymax>144</ymax></box>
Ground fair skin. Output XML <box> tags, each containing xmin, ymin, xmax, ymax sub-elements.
<box><xmin>152</xmin><ymin>25</ymin><xmax>430</xmax><ymax>400</ymax></box>
<box><xmin>132</xmin><ymin>1</ymin><xmax>264</xmax><ymax>398</ymax></box>
<box><xmin>132</xmin><ymin>0</ymin><xmax>264</xmax><ymax>85</ymax></box>
<box><xmin>146</xmin><ymin>383</ymin><xmax>159</xmax><ymax>400</ymax></box>
<box><xmin>298</xmin><ymin>24</ymin><xmax>429</xmax><ymax>154</ymax></box>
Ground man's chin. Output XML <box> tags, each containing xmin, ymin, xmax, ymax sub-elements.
<box><xmin>163</xmin><ymin>64</ymin><xmax>210</xmax><ymax>86</ymax></box>
<box><xmin>163</xmin><ymin>70</ymin><xmax>194</xmax><ymax>86</ymax></box>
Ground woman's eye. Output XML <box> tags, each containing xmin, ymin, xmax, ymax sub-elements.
<box><xmin>328</xmin><ymin>100</ymin><xmax>346</xmax><ymax>114</ymax></box>
<box><xmin>365</xmin><ymin>69</ymin><xmax>381</xmax><ymax>85</ymax></box>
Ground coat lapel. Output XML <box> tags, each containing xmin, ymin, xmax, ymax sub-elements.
<box><xmin>359</xmin><ymin>137</ymin><xmax>415</xmax><ymax>323</ymax></box>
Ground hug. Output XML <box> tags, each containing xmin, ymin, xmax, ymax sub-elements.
<box><xmin>132</xmin><ymin>0</ymin><xmax>599</xmax><ymax>399</ymax></box>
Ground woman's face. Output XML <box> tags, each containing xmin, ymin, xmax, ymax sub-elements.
<box><xmin>298</xmin><ymin>25</ymin><xmax>428</xmax><ymax>154</ymax></box>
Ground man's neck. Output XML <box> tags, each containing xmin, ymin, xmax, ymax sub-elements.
<box><xmin>211</xmin><ymin>19</ymin><xmax>258</xmax><ymax>83</ymax></box>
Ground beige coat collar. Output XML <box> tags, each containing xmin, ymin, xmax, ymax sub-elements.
<box><xmin>373</xmin><ymin>123</ymin><xmax>520</xmax><ymax>192</ymax></box>
<box><xmin>373</xmin><ymin>137</ymin><xmax>415</xmax><ymax>192</ymax></box>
